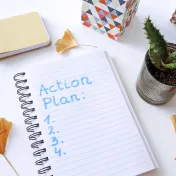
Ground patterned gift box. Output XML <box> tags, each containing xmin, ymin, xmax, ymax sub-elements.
<box><xmin>81</xmin><ymin>0</ymin><xmax>140</xmax><ymax>41</ymax></box>
<box><xmin>170</xmin><ymin>10</ymin><xmax>176</xmax><ymax>24</ymax></box>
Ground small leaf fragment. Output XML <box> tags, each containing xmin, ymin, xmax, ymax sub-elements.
<box><xmin>55</xmin><ymin>29</ymin><xmax>78</xmax><ymax>54</ymax></box>
<box><xmin>172</xmin><ymin>115</ymin><xmax>176</xmax><ymax>132</ymax></box>
<box><xmin>170</xmin><ymin>10</ymin><xmax>176</xmax><ymax>24</ymax></box>
<box><xmin>168</xmin><ymin>51</ymin><xmax>176</xmax><ymax>63</ymax></box>
<box><xmin>0</xmin><ymin>118</ymin><xmax>12</xmax><ymax>155</ymax></box>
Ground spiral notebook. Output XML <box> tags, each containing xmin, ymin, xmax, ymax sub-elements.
<box><xmin>13</xmin><ymin>51</ymin><xmax>157</xmax><ymax>176</ymax></box>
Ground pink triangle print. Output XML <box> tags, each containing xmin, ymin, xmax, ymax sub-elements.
<box><xmin>103</xmin><ymin>10</ymin><xmax>109</xmax><ymax>16</ymax></box>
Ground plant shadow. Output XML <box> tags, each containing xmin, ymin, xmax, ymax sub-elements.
<box><xmin>139</xmin><ymin>169</ymin><xmax>160</xmax><ymax>176</ymax></box>
<box><xmin>120</xmin><ymin>16</ymin><xmax>148</xmax><ymax>52</ymax></box>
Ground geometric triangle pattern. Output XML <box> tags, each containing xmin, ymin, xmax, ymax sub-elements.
<box><xmin>170</xmin><ymin>10</ymin><xmax>176</xmax><ymax>24</ymax></box>
<box><xmin>82</xmin><ymin>0</ymin><xmax>140</xmax><ymax>41</ymax></box>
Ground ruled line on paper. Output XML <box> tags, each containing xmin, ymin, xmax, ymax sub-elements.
<box><xmin>58</xmin><ymin>114</ymin><xmax>127</xmax><ymax>134</ymax></box>
<box><xmin>56</xmin><ymin>144</ymin><xmax>144</xmax><ymax>169</ymax></box>
<box><xmin>49</xmin><ymin>124</ymin><xmax>134</xmax><ymax>159</ymax></box>
<box><xmin>70</xmin><ymin>155</ymin><xmax>146</xmax><ymax>176</ymax></box>
<box><xmin>106</xmin><ymin>161</ymin><xmax>149</xmax><ymax>176</ymax></box>
<box><xmin>57</xmin><ymin>124</ymin><xmax>132</xmax><ymax>149</ymax></box>
<box><xmin>50</xmin><ymin>135</ymin><xmax>141</xmax><ymax>163</ymax></box>
<box><xmin>50</xmin><ymin>138</ymin><xmax>141</xmax><ymax>164</ymax></box>
<box><xmin>66</xmin><ymin>133</ymin><xmax>138</xmax><ymax>153</ymax></box>
<box><xmin>51</xmin><ymin>108</ymin><xmax>126</xmax><ymax>130</ymax></box>
<box><xmin>63</xmin><ymin>124</ymin><xmax>133</xmax><ymax>148</ymax></box>
<box><xmin>45</xmin><ymin>100</ymin><xmax>125</xmax><ymax>121</ymax></box>
<box><xmin>59</xmin><ymin>120</ymin><xmax>128</xmax><ymax>139</ymax></box>
<box><xmin>30</xmin><ymin>68</ymin><xmax>112</xmax><ymax>80</ymax></box>
<box><xmin>54</xmin><ymin>149</ymin><xmax>144</xmax><ymax>175</ymax></box>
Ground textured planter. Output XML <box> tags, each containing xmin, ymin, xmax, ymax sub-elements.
<box><xmin>136</xmin><ymin>43</ymin><xmax>176</xmax><ymax>105</ymax></box>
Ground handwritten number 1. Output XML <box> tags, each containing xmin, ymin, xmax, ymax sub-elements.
<box><xmin>44</xmin><ymin>115</ymin><xmax>51</xmax><ymax>124</ymax></box>
<box><xmin>48</xmin><ymin>126</ymin><xmax>55</xmax><ymax>135</ymax></box>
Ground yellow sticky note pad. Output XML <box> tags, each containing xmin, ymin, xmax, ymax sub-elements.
<box><xmin>0</xmin><ymin>12</ymin><xmax>50</xmax><ymax>58</ymax></box>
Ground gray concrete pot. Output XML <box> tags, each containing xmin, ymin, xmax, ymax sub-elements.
<box><xmin>136</xmin><ymin>43</ymin><xmax>176</xmax><ymax>105</ymax></box>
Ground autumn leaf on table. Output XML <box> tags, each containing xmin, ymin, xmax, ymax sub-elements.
<box><xmin>172</xmin><ymin>115</ymin><xmax>176</xmax><ymax>132</ymax></box>
<box><xmin>171</xmin><ymin>115</ymin><xmax>176</xmax><ymax>160</ymax></box>
<box><xmin>55</xmin><ymin>29</ymin><xmax>97</xmax><ymax>54</ymax></box>
<box><xmin>55</xmin><ymin>29</ymin><xmax>78</xmax><ymax>54</ymax></box>
<box><xmin>0</xmin><ymin>118</ymin><xmax>18</xmax><ymax>175</ymax></box>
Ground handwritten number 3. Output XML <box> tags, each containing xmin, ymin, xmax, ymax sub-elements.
<box><xmin>51</xmin><ymin>137</ymin><xmax>59</xmax><ymax>146</ymax></box>
<box><xmin>48</xmin><ymin>126</ymin><xmax>55</xmax><ymax>135</ymax></box>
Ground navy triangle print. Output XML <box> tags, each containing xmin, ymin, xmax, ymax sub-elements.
<box><xmin>107</xmin><ymin>6</ymin><xmax>115</xmax><ymax>13</ymax></box>
<box><xmin>104</xmin><ymin>26</ymin><xmax>110</xmax><ymax>32</ymax></box>
<box><xmin>115</xmin><ymin>10</ymin><xmax>123</xmax><ymax>17</ymax></box>
<box><xmin>101</xmin><ymin>17</ymin><xmax>108</xmax><ymax>23</ymax></box>
<box><xmin>114</xmin><ymin>21</ymin><xmax>120</xmax><ymax>26</ymax></box>
<box><xmin>119</xmin><ymin>0</ymin><xmax>126</xmax><ymax>6</ymax></box>
<box><xmin>83</xmin><ymin>0</ymin><xmax>94</xmax><ymax>5</ymax></box>
<box><xmin>87</xmin><ymin>9</ymin><xmax>93</xmax><ymax>15</ymax></box>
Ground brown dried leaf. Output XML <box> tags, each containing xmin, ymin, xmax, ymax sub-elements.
<box><xmin>55</xmin><ymin>29</ymin><xmax>78</xmax><ymax>54</ymax></box>
<box><xmin>0</xmin><ymin>118</ymin><xmax>12</xmax><ymax>155</ymax></box>
<box><xmin>172</xmin><ymin>115</ymin><xmax>176</xmax><ymax>133</ymax></box>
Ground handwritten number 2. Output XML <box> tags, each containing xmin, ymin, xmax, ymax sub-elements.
<box><xmin>48</xmin><ymin>126</ymin><xmax>55</xmax><ymax>135</ymax></box>
<box><xmin>51</xmin><ymin>137</ymin><xmax>59</xmax><ymax>146</ymax></box>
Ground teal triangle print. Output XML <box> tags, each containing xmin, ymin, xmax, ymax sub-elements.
<box><xmin>105</xmin><ymin>0</ymin><xmax>112</xmax><ymax>5</ymax></box>
<box><xmin>106</xmin><ymin>13</ymin><xmax>112</xmax><ymax>19</ymax></box>
<box><xmin>93</xmin><ymin>26</ymin><xmax>99</xmax><ymax>31</ymax></box>
<box><xmin>94</xmin><ymin>16</ymin><xmax>101</xmax><ymax>22</ymax></box>
<box><xmin>100</xmin><ymin>29</ymin><xmax>106</xmax><ymax>34</ymax></box>
<box><xmin>111</xmin><ymin>10</ymin><xmax>117</xmax><ymax>16</ymax></box>
<box><xmin>101</xmin><ymin>19</ymin><xmax>108</xmax><ymax>25</ymax></box>
<box><xmin>99</xmin><ymin>10</ymin><xmax>104</xmax><ymax>15</ymax></box>
<box><xmin>86</xmin><ymin>19</ymin><xmax>91</xmax><ymax>25</ymax></box>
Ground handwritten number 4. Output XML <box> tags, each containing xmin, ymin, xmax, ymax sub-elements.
<box><xmin>54</xmin><ymin>148</ymin><xmax>62</xmax><ymax>156</ymax></box>
<box><xmin>48</xmin><ymin>126</ymin><xmax>55</xmax><ymax>135</ymax></box>
<box><xmin>51</xmin><ymin>137</ymin><xmax>59</xmax><ymax>146</ymax></box>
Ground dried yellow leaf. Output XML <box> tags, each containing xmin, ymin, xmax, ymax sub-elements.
<box><xmin>0</xmin><ymin>118</ymin><xmax>12</xmax><ymax>155</ymax></box>
<box><xmin>172</xmin><ymin>115</ymin><xmax>176</xmax><ymax>133</ymax></box>
<box><xmin>55</xmin><ymin>29</ymin><xmax>78</xmax><ymax>54</ymax></box>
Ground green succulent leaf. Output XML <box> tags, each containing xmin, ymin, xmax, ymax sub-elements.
<box><xmin>162</xmin><ymin>62</ymin><xmax>176</xmax><ymax>69</ymax></box>
<box><xmin>148</xmin><ymin>48</ymin><xmax>162</xmax><ymax>69</ymax></box>
<box><xmin>144</xmin><ymin>17</ymin><xmax>168</xmax><ymax>63</ymax></box>
<box><xmin>168</xmin><ymin>51</ymin><xmax>176</xmax><ymax>63</ymax></box>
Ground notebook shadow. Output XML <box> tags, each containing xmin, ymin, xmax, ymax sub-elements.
<box><xmin>119</xmin><ymin>16</ymin><xmax>148</xmax><ymax>51</ymax></box>
<box><xmin>139</xmin><ymin>169</ymin><xmax>160</xmax><ymax>176</ymax></box>
<box><xmin>162</xmin><ymin>95</ymin><xmax>176</xmax><ymax>108</ymax></box>
<box><xmin>106</xmin><ymin>55</ymin><xmax>161</xmax><ymax>176</ymax></box>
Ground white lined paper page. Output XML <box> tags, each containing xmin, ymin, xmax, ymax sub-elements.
<box><xmin>27</xmin><ymin>51</ymin><xmax>155</xmax><ymax>176</ymax></box>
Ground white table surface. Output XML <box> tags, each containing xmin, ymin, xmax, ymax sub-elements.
<box><xmin>0</xmin><ymin>0</ymin><xmax>176</xmax><ymax>176</ymax></box>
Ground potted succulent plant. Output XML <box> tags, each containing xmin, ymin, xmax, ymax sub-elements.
<box><xmin>136</xmin><ymin>17</ymin><xmax>176</xmax><ymax>105</ymax></box>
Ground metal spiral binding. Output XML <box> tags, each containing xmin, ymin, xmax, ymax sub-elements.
<box><xmin>14</xmin><ymin>72</ymin><xmax>53</xmax><ymax>176</ymax></box>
